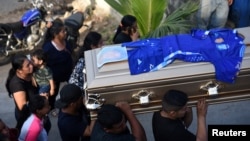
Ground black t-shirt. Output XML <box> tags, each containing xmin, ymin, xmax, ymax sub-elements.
<box><xmin>43</xmin><ymin>41</ymin><xmax>73</xmax><ymax>82</ymax></box>
<box><xmin>90</xmin><ymin>121</ymin><xmax>135</xmax><ymax>141</ymax></box>
<box><xmin>9</xmin><ymin>75</ymin><xmax>38</xmax><ymax>113</ymax></box>
<box><xmin>9</xmin><ymin>75</ymin><xmax>38</xmax><ymax>100</ymax></box>
<box><xmin>9</xmin><ymin>75</ymin><xmax>38</xmax><ymax>130</ymax></box>
<box><xmin>113</xmin><ymin>32</ymin><xmax>132</xmax><ymax>44</ymax></box>
<box><xmin>57</xmin><ymin>110</ymin><xmax>90</xmax><ymax>141</ymax></box>
<box><xmin>152</xmin><ymin>111</ymin><xmax>196</xmax><ymax>141</ymax></box>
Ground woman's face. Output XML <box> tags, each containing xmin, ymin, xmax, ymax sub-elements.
<box><xmin>56</xmin><ymin>27</ymin><xmax>67</xmax><ymax>40</ymax></box>
<box><xmin>19</xmin><ymin>59</ymin><xmax>33</xmax><ymax>75</ymax></box>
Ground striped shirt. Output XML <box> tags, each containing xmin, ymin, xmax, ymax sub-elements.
<box><xmin>19</xmin><ymin>114</ymin><xmax>48</xmax><ymax>141</ymax></box>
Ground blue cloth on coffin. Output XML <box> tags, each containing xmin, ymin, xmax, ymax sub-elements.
<box><xmin>122</xmin><ymin>28</ymin><xmax>246</xmax><ymax>83</ymax></box>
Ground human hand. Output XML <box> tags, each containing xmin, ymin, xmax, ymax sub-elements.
<box><xmin>228</xmin><ymin>0</ymin><xmax>233</xmax><ymax>5</ymax></box>
<box><xmin>130</xmin><ymin>29</ymin><xmax>139</xmax><ymax>41</ymax></box>
<box><xmin>46</xmin><ymin>21</ymin><xmax>53</xmax><ymax>28</ymax></box>
<box><xmin>50</xmin><ymin>89</ymin><xmax>54</xmax><ymax>96</ymax></box>
<box><xmin>40</xmin><ymin>93</ymin><xmax>49</xmax><ymax>99</ymax></box>
<box><xmin>196</xmin><ymin>98</ymin><xmax>208</xmax><ymax>118</ymax></box>
<box><xmin>115</xmin><ymin>101</ymin><xmax>132</xmax><ymax>113</ymax></box>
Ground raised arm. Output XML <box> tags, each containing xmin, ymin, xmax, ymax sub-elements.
<box><xmin>116</xmin><ymin>101</ymin><xmax>147</xmax><ymax>141</ymax></box>
<box><xmin>83</xmin><ymin>120</ymin><xmax>96</xmax><ymax>137</ymax></box>
<box><xmin>196</xmin><ymin>98</ymin><xmax>208</xmax><ymax>141</ymax></box>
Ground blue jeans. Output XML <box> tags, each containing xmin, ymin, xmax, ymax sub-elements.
<box><xmin>197</xmin><ymin>0</ymin><xmax>229</xmax><ymax>29</ymax></box>
<box><xmin>39</xmin><ymin>85</ymin><xmax>50</xmax><ymax>94</ymax></box>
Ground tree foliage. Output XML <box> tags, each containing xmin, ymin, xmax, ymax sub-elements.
<box><xmin>104</xmin><ymin>0</ymin><xmax>199</xmax><ymax>38</ymax></box>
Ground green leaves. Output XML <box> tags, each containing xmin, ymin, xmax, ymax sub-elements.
<box><xmin>132</xmin><ymin>0</ymin><xmax>166</xmax><ymax>37</ymax></box>
<box><xmin>104</xmin><ymin>0</ymin><xmax>132</xmax><ymax>15</ymax></box>
<box><xmin>104</xmin><ymin>0</ymin><xmax>199</xmax><ymax>38</ymax></box>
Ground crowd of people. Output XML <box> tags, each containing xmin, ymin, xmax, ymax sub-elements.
<box><xmin>1</xmin><ymin>0</ymin><xmax>249</xmax><ymax>140</ymax></box>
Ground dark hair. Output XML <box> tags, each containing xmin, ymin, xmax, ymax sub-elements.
<box><xmin>80</xmin><ymin>31</ymin><xmax>102</xmax><ymax>58</ymax></box>
<box><xmin>45</xmin><ymin>18</ymin><xmax>65</xmax><ymax>41</ymax></box>
<box><xmin>29</xmin><ymin>95</ymin><xmax>47</xmax><ymax>113</ymax></box>
<box><xmin>113</xmin><ymin>15</ymin><xmax>137</xmax><ymax>43</ymax></box>
<box><xmin>31</xmin><ymin>49</ymin><xmax>48</xmax><ymax>64</ymax></box>
<box><xmin>97</xmin><ymin>104</ymin><xmax>123</xmax><ymax>129</ymax></box>
<box><xmin>5</xmin><ymin>54</ymin><xmax>27</xmax><ymax>97</ymax></box>
<box><xmin>162</xmin><ymin>90</ymin><xmax>188</xmax><ymax>112</ymax></box>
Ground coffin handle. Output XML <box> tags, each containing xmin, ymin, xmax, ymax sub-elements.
<box><xmin>200</xmin><ymin>80</ymin><xmax>224</xmax><ymax>97</ymax></box>
<box><xmin>132</xmin><ymin>90</ymin><xmax>155</xmax><ymax>105</ymax></box>
<box><xmin>85</xmin><ymin>94</ymin><xmax>106</xmax><ymax>110</ymax></box>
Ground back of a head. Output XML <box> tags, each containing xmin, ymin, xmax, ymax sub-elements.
<box><xmin>97</xmin><ymin>104</ymin><xmax>123</xmax><ymax>129</ymax></box>
<box><xmin>47</xmin><ymin>18</ymin><xmax>64</xmax><ymax>40</ymax></box>
<box><xmin>29</xmin><ymin>95</ymin><xmax>47</xmax><ymax>113</ymax></box>
<box><xmin>162</xmin><ymin>90</ymin><xmax>188</xmax><ymax>112</ymax></box>
<box><xmin>31</xmin><ymin>49</ymin><xmax>48</xmax><ymax>64</ymax></box>
<box><xmin>121</xmin><ymin>15</ymin><xmax>137</xmax><ymax>29</ymax></box>
<box><xmin>55</xmin><ymin>84</ymin><xmax>83</xmax><ymax>109</ymax></box>
<box><xmin>83</xmin><ymin>31</ymin><xmax>102</xmax><ymax>51</ymax></box>
<box><xmin>11</xmin><ymin>54</ymin><xmax>27</xmax><ymax>71</ymax></box>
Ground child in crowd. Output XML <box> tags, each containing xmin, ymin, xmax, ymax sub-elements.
<box><xmin>18</xmin><ymin>95</ymin><xmax>51</xmax><ymax>141</ymax></box>
<box><xmin>31</xmin><ymin>49</ymin><xmax>55</xmax><ymax>97</ymax></box>
<box><xmin>0</xmin><ymin>118</ymin><xmax>18</xmax><ymax>141</ymax></box>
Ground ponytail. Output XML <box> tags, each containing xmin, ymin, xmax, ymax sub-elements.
<box><xmin>112</xmin><ymin>25</ymin><xmax>122</xmax><ymax>44</ymax></box>
<box><xmin>6</xmin><ymin>68</ymin><xmax>16</xmax><ymax>97</ymax></box>
<box><xmin>5</xmin><ymin>54</ymin><xmax>27</xmax><ymax>97</ymax></box>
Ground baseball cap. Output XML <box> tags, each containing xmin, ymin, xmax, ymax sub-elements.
<box><xmin>55</xmin><ymin>84</ymin><xmax>83</xmax><ymax>108</ymax></box>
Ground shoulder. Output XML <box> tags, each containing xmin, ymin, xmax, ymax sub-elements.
<box><xmin>44</xmin><ymin>66</ymin><xmax>52</xmax><ymax>73</ymax></box>
<box><xmin>42</xmin><ymin>41</ymin><xmax>54</xmax><ymax>52</ymax></box>
<box><xmin>9</xmin><ymin>75</ymin><xmax>26</xmax><ymax>92</ymax></box>
<box><xmin>66</xmin><ymin>41</ymin><xmax>73</xmax><ymax>53</ymax></box>
<box><xmin>58</xmin><ymin>111</ymin><xmax>88</xmax><ymax>127</ymax></box>
<box><xmin>152</xmin><ymin>111</ymin><xmax>162</xmax><ymax>121</ymax></box>
<box><xmin>42</xmin><ymin>41</ymin><xmax>52</xmax><ymax>48</ymax></box>
<box><xmin>114</xmin><ymin>32</ymin><xmax>132</xmax><ymax>44</ymax></box>
<box><xmin>91</xmin><ymin>122</ymin><xmax>135</xmax><ymax>141</ymax></box>
<box><xmin>21</xmin><ymin>114</ymin><xmax>42</xmax><ymax>134</ymax></box>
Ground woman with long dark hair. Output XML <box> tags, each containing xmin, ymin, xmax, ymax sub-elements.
<box><xmin>69</xmin><ymin>31</ymin><xmax>103</xmax><ymax>90</ymax></box>
<box><xmin>5</xmin><ymin>54</ymin><xmax>37</xmax><ymax>131</ymax></box>
<box><xmin>113</xmin><ymin>15</ymin><xmax>139</xmax><ymax>44</ymax></box>
<box><xmin>5</xmin><ymin>55</ymin><xmax>51</xmax><ymax>133</ymax></box>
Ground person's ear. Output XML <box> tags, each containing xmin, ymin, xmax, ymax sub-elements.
<box><xmin>17</xmin><ymin>69</ymin><xmax>23</xmax><ymax>74</ymax></box>
<box><xmin>169</xmin><ymin>110</ymin><xmax>177</xmax><ymax>117</ymax></box>
<box><xmin>69</xmin><ymin>102</ymin><xmax>75</xmax><ymax>107</ymax></box>
<box><xmin>38</xmin><ymin>59</ymin><xmax>43</xmax><ymax>65</ymax></box>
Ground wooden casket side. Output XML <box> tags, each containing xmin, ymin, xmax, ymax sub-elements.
<box><xmin>84</xmin><ymin>27</ymin><xmax>250</xmax><ymax>115</ymax></box>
